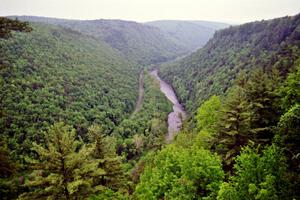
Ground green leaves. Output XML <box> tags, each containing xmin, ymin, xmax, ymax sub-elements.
<box><xmin>115</xmin><ymin>72</ymin><xmax>172</xmax><ymax>161</ymax></box>
<box><xmin>135</xmin><ymin>145</ymin><xmax>224</xmax><ymax>199</ymax></box>
<box><xmin>217</xmin><ymin>145</ymin><xmax>288</xmax><ymax>200</ymax></box>
<box><xmin>279</xmin><ymin>64</ymin><xmax>300</xmax><ymax>111</ymax></box>
<box><xmin>160</xmin><ymin>14</ymin><xmax>300</xmax><ymax>113</ymax></box>
<box><xmin>0</xmin><ymin>21</ymin><xmax>140</xmax><ymax>160</ymax></box>
<box><xmin>196</xmin><ymin>95</ymin><xmax>221</xmax><ymax>133</ymax></box>
<box><xmin>18</xmin><ymin>122</ymin><xmax>124</xmax><ymax>199</ymax></box>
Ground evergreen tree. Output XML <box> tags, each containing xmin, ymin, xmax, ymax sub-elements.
<box><xmin>244</xmin><ymin>68</ymin><xmax>279</xmax><ymax>144</ymax></box>
<box><xmin>18</xmin><ymin>122</ymin><xmax>105</xmax><ymax>200</ymax></box>
<box><xmin>215</xmin><ymin>86</ymin><xmax>251</xmax><ymax>171</ymax></box>
<box><xmin>88</xmin><ymin>125</ymin><xmax>125</xmax><ymax>192</ymax></box>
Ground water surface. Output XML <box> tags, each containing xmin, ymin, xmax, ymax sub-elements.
<box><xmin>150</xmin><ymin>69</ymin><xmax>187</xmax><ymax>141</ymax></box>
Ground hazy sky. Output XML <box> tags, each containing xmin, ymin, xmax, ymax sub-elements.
<box><xmin>1</xmin><ymin>0</ymin><xmax>299</xmax><ymax>23</ymax></box>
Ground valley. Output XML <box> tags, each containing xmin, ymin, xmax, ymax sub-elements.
<box><xmin>0</xmin><ymin>12</ymin><xmax>300</xmax><ymax>200</ymax></box>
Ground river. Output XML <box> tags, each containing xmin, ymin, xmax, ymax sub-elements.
<box><xmin>150</xmin><ymin>69</ymin><xmax>187</xmax><ymax>141</ymax></box>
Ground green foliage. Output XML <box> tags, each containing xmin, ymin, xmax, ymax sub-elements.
<box><xmin>15</xmin><ymin>16</ymin><xmax>187</xmax><ymax>66</ymax></box>
<box><xmin>196</xmin><ymin>95</ymin><xmax>221</xmax><ymax>133</ymax></box>
<box><xmin>277</xmin><ymin>104</ymin><xmax>300</xmax><ymax>165</ymax></box>
<box><xmin>115</xmin><ymin>72</ymin><xmax>172</xmax><ymax>160</ymax></box>
<box><xmin>135</xmin><ymin>145</ymin><xmax>224</xmax><ymax>199</ymax></box>
<box><xmin>0</xmin><ymin>17</ymin><xmax>32</xmax><ymax>39</ymax></box>
<box><xmin>1</xmin><ymin>13</ymin><xmax>300</xmax><ymax>200</ymax></box>
<box><xmin>192</xmin><ymin>95</ymin><xmax>222</xmax><ymax>149</ymax></box>
<box><xmin>160</xmin><ymin>14</ymin><xmax>300</xmax><ymax>111</ymax></box>
<box><xmin>276</xmin><ymin>104</ymin><xmax>300</xmax><ymax>198</ymax></box>
<box><xmin>87</xmin><ymin>125</ymin><xmax>125</xmax><ymax>191</ymax></box>
<box><xmin>215</xmin><ymin>87</ymin><xmax>251</xmax><ymax>170</ymax></box>
<box><xmin>212</xmin><ymin>67</ymin><xmax>288</xmax><ymax>172</ymax></box>
<box><xmin>217</xmin><ymin>145</ymin><xmax>288</xmax><ymax>200</ymax></box>
<box><xmin>243</xmin><ymin>68</ymin><xmax>279</xmax><ymax>142</ymax></box>
<box><xmin>135</xmin><ymin>15</ymin><xmax>300</xmax><ymax>198</ymax></box>
<box><xmin>0</xmin><ymin>176</ymin><xmax>25</xmax><ymax>200</ymax></box>
<box><xmin>18</xmin><ymin>122</ymin><xmax>106</xmax><ymax>199</ymax></box>
<box><xmin>279</xmin><ymin>64</ymin><xmax>300</xmax><ymax>111</ymax></box>
<box><xmin>89</xmin><ymin>189</ymin><xmax>129</xmax><ymax>200</ymax></box>
<box><xmin>0</xmin><ymin>22</ymin><xmax>139</xmax><ymax>160</ymax></box>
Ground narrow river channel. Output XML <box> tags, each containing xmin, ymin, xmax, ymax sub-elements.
<box><xmin>150</xmin><ymin>69</ymin><xmax>187</xmax><ymax>141</ymax></box>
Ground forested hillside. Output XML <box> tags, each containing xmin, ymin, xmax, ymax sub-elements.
<box><xmin>13</xmin><ymin>16</ymin><xmax>188</xmax><ymax>65</ymax></box>
<box><xmin>160</xmin><ymin>14</ymin><xmax>300</xmax><ymax>111</ymax></box>
<box><xmin>13</xmin><ymin>16</ymin><xmax>228</xmax><ymax>65</ymax></box>
<box><xmin>0</xmin><ymin>21</ymin><xmax>143</xmax><ymax>155</ymax></box>
<box><xmin>146</xmin><ymin>20</ymin><xmax>229</xmax><ymax>51</ymax></box>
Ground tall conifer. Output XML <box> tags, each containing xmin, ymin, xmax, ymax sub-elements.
<box><xmin>18</xmin><ymin>122</ymin><xmax>105</xmax><ymax>200</ymax></box>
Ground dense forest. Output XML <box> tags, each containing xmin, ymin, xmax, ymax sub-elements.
<box><xmin>1</xmin><ymin>12</ymin><xmax>300</xmax><ymax>200</ymax></box>
<box><xmin>160</xmin><ymin>14</ymin><xmax>300</xmax><ymax>111</ymax></box>
<box><xmin>10</xmin><ymin>16</ymin><xmax>227</xmax><ymax>66</ymax></box>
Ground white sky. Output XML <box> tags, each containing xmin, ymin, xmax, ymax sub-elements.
<box><xmin>0</xmin><ymin>0</ymin><xmax>299</xmax><ymax>23</ymax></box>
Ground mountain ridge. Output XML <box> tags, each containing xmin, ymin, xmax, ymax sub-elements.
<box><xmin>10</xmin><ymin>15</ymin><xmax>228</xmax><ymax>65</ymax></box>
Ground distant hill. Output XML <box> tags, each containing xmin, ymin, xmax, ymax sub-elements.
<box><xmin>160</xmin><ymin>14</ymin><xmax>300</xmax><ymax>111</ymax></box>
<box><xmin>146</xmin><ymin>20</ymin><xmax>229</xmax><ymax>51</ymax></box>
<box><xmin>11</xmin><ymin>16</ymin><xmax>228</xmax><ymax>65</ymax></box>
<box><xmin>12</xmin><ymin>16</ymin><xmax>188</xmax><ymax>65</ymax></box>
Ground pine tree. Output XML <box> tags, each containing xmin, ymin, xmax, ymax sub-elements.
<box><xmin>244</xmin><ymin>68</ymin><xmax>278</xmax><ymax>144</ymax></box>
<box><xmin>88</xmin><ymin>125</ymin><xmax>125</xmax><ymax>191</ymax></box>
<box><xmin>215</xmin><ymin>86</ymin><xmax>251</xmax><ymax>171</ymax></box>
<box><xmin>18</xmin><ymin>122</ymin><xmax>105</xmax><ymax>200</ymax></box>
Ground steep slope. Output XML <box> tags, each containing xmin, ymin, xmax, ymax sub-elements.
<box><xmin>146</xmin><ymin>20</ymin><xmax>229</xmax><ymax>51</ymax></box>
<box><xmin>0</xmin><ymin>22</ymin><xmax>140</xmax><ymax>151</ymax></box>
<box><xmin>160</xmin><ymin>14</ymin><xmax>300</xmax><ymax>111</ymax></box>
<box><xmin>13</xmin><ymin>16</ymin><xmax>187</xmax><ymax>65</ymax></box>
